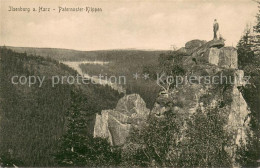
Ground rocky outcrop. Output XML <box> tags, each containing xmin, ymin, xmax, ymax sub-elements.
<box><xmin>200</xmin><ymin>47</ymin><xmax>238</xmax><ymax>69</ymax></box>
<box><xmin>193</xmin><ymin>39</ymin><xmax>225</xmax><ymax>55</ymax></box>
<box><xmin>183</xmin><ymin>39</ymin><xmax>237</xmax><ymax>69</ymax></box>
<box><xmin>152</xmin><ymin>39</ymin><xmax>251</xmax><ymax>165</ymax></box>
<box><xmin>219</xmin><ymin>47</ymin><xmax>238</xmax><ymax>69</ymax></box>
<box><xmin>94</xmin><ymin>94</ymin><xmax>150</xmax><ymax>146</ymax></box>
<box><xmin>152</xmin><ymin>67</ymin><xmax>250</xmax><ymax>135</ymax></box>
<box><xmin>185</xmin><ymin>39</ymin><xmax>207</xmax><ymax>49</ymax></box>
<box><xmin>228</xmin><ymin>86</ymin><xmax>250</xmax><ymax>145</ymax></box>
<box><xmin>181</xmin><ymin>39</ymin><xmax>207</xmax><ymax>55</ymax></box>
<box><xmin>93</xmin><ymin>39</ymin><xmax>251</xmax><ymax>166</ymax></box>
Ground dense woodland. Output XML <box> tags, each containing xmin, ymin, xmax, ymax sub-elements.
<box><xmin>79</xmin><ymin>54</ymin><xmax>162</xmax><ymax>109</ymax></box>
<box><xmin>1</xmin><ymin>2</ymin><xmax>260</xmax><ymax>166</ymax></box>
<box><xmin>1</xmin><ymin>34</ymin><xmax>260</xmax><ymax>167</ymax></box>
<box><xmin>8</xmin><ymin>47</ymin><xmax>166</xmax><ymax>109</ymax></box>
<box><xmin>0</xmin><ymin>47</ymin><xmax>122</xmax><ymax>166</ymax></box>
<box><xmin>235</xmin><ymin>17</ymin><xmax>260</xmax><ymax>167</ymax></box>
<box><xmin>8</xmin><ymin>46</ymin><xmax>166</xmax><ymax>62</ymax></box>
<box><xmin>1</xmin><ymin>40</ymin><xmax>259</xmax><ymax>166</ymax></box>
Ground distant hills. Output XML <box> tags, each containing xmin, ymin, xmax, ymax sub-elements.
<box><xmin>5</xmin><ymin>46</ymin><xmax>169</xmax><ymax>62</ymax></box>
<box><xmin>4</xmin><ymin>46</ymin><xmax>167</xmax><ymax>108</ymax></box>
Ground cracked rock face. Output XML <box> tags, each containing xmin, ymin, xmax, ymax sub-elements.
<box><xmin>184</xmin><ymin>39</ymin><xmax>207</xmax><ymax>55</ymax></box>
<box><xmin>152</xmin><ymin>39</ymin><xmax>250</xmax><ymax>165</ymax></box>
<box><xmin>94</xmin><ymin>94</ymin><xmax>150</xmax><ymax>146</ymax></box>
<box><xmin>93</xmin><ymin>39</ymin><xmax>251</xmax><ymax>166</ymax></box>
<box><xmin>200</xmin><ymin>47</ymin><xmax>238</xmax><ymax>69</ymax></box>
<box><xmin>183</xmin><ymin>40</ymin><xmax>237</xmax><ymax>69</ymax></box>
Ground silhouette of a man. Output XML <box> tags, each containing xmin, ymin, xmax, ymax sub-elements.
<box><xmin>213</xmin><ymin>19</ymin><xmax>219</xmax><ymax>40</ymax></box>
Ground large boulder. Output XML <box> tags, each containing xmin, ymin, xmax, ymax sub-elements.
<box><xmin>182</xmin><ymin>39</ymin><xmax>207</xmax><ymax>55</ymax></box>
<box><xmin>185</xmin><ymin>39</ymin><xmax>207</xmax><ymax>49</ymax></box>
<box><xmin>152</xmin><ymin>46</ymin><xmax>250</xmax><ymax>166</ymax></box>
<box><xmin>197</xmin><ymin>47</ymin><xmax>220</xmax><ymax>65</ymax></box>
<box><xmin>192</xmin><ymin>39</ymin><xmax>225</xmax><ymax>57</ymax></box>
<box><xmin>201</xmin><ymin>47</ymin><xmax>238</xmax><ymax>69</ymax></box>
<box><xmin>207</xmin><ymin>39</ymin><xmax>225</xmax><ymax>48</ymax></box>
<box><xmin>115</xmin><ymin>93</ymin><xmax>149</xmax><ymax>120</ymax></box>
<box><xmin>177</xmin><ymin>39</ymin><xmax>224</xmax><ymax>57</ymax></box>
<box><xmin>184</xmin><ymin>39</ymin><xmax>237</xmax><ymax>69</ymax></box>
<box><xmin>219</xmin><ymin>47</ymin><xmax>238</xmax><ymax>69</ymax></box>
<box><xmin>94</xmin><ymin>94</ymin><xmax>150</xmax><ymax>146</ymax></box>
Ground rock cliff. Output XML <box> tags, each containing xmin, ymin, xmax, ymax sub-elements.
<box><xmin>94</xmin><ymin>94</ymin><xmax>150</xmax><ymax>146</ymax></box>
<box><xmin>156</xmin><ymin>39</ymin><xmax>250</xmax><ymax>163</ymax></box>
<box><xmin>93</xmin><ymin>39</ymin><xmax>251</xmax><ymax>164</ymax></box>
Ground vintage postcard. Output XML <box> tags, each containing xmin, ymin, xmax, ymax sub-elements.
<box><xmin>0</xmin><ymin>0</ymin><xmax>259</xmax><ymax>167</ymax></box>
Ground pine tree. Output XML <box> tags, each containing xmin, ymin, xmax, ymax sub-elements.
<box><xmin>235</xmin><ymin>1</ymin><xmax>260</xmax><ymax>166</ymax></box>
<box><xmin>54</xmin><ymin>90</ymin><xmax>120</xmax><ymax>166</ymax></box>
<box><xmin>54</xmin><ymin>90</ymin><xmax>91</xmax><ymax>166</ymax></box>
<box><xmin>237</xmin><ymin>26</ymin><xmax>255</xmax><ymax>68</ymax></box>
<box><xmin>254</xmin><ymin>1</ymin><xmax>260</xmax><ymax>33</ymax></box>
<box><xmin>251</xmin><ymin>0</ymin><xmax>260</xmax><ymax>57</ymax></box>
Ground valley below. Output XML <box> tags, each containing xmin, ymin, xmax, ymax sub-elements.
<box><xmin>62</xmin><ymin>61</ymin><xmax>125</xmax><ymax>93</ymax></box>
<box><xmin>1</xmin><ymin>40</ymin><xmax>259</xmax><ymax>167</ymax></box>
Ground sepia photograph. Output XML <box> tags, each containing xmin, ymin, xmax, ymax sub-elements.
<box><xmin>0</xmin><ymin>0</ymin><xmax>260</xmax><ymax>167</ymax></box>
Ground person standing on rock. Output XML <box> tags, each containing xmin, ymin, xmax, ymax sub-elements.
<box><xmin>213</xmin><ymin>19</ymin><xmax>219</xmax><ymax>40</ymax></box>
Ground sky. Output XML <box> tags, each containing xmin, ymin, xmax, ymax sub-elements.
<box><xmin>0</xmin><ymin>0</ymin><xmax>258</xmax><ymax>51</ymax></box>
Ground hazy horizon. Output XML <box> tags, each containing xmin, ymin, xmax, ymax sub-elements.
<box><xmin>0</xmin><ymin>0</ymin><xmax>258</xmax><ymax>51</ymax></box>
<box><xmin>4</xmin><ymin>45</ymin><xmax>171</xmax><ymax>52</ymax></box>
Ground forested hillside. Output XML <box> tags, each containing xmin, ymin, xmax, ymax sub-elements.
<box><xmin>6</xmin><ymin>46</ymin><xmax>167</xmax><ymax>109</ymax></box>
<box><xmin>79</xmin><ymin>52</ymin><xmax>162</xmax><ymax>109</ymax></box>
<box><xmin>6</xmin><ymin>46</ymin><xmax>166</xmax><ymax>62</ymax></box>
<box><xmin>0</xmin><ymin>47</ymin><xmax>122</xmax><ymax>166</ymax></box>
